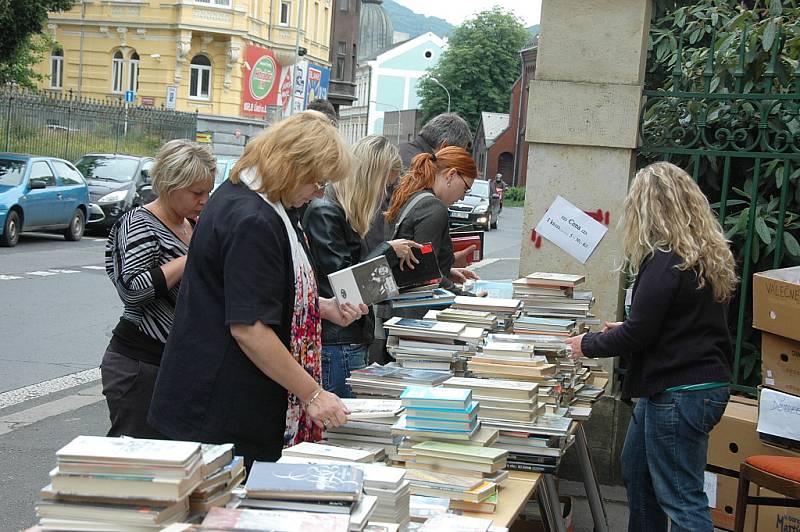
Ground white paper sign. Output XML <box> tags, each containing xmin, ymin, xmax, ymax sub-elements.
<box><xmin>534</xmin><ymin>195</ymin><xmax>609</xmax><ymax>263</ymax></box>
<box><xmin>703</xmin><ymin>471</ymin><xmax>717</xmax><ymax>508</ymax></box>
<box><xmin>757</xmin><ymin>387</ymin><xmax>800</xmax><ymax>443</ymax></box>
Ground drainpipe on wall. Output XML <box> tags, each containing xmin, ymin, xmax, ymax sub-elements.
<box><xmin>512</xmin><ymin>52</ymin><xmax>525</xmax><ymax>187</ymax></box>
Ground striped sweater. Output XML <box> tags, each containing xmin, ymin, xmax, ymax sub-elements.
<box><xmin>105</xmin><ymin>207</ymin><xmax>188</xmax><ymax>346</ymax></box>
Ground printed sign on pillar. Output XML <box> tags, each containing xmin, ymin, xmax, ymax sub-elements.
<box><xmin>241</xmin><ymin>45</ymin><xmax>279</xmax><ymax>118</ymax></box>
<box><xmin>305</xmin><ymin>63</ymin><xmax>331</xmax><ymax>106</ymax></box>
<box><xmin>534</xmin><ymin>195</ymin><xmax>609</xmax><ymax>264</ymax></box>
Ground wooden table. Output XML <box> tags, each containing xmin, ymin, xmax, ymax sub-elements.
<box><xmin>462</xmin><ymin>471</ymin><xmax>541</xmax><ymax>528</ymax></box>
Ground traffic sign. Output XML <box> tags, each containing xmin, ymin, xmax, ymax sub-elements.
<box><xmin>124</xmin><ymin>90</ymin><xmax>135</xmax><ymax>103</ymax></box>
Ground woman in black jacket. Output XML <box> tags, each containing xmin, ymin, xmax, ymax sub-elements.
<box><xmin>385</xmin><ymin>146</ymin><xmax>480</xmax><ymax>293</ymax></box>
<box><xmin>565</xmin><ymin>162</ymin><xmax>738</xmax><ymax>532</ymax></box>
<box><xmin>304</xmin><ymin>135</ymin><xmax>419</xmax><ymax>397</ymax></box>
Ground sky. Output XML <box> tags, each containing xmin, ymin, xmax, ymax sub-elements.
<box><xmin>392</xmin><ymin>0</ymin><xmax>541</xmax><ymax>27</ymax></box>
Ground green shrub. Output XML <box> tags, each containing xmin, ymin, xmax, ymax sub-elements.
<box><xmin>504</xmin><ymin>186</ymin><xmax>525</xmax><ymax>205</ymax></box>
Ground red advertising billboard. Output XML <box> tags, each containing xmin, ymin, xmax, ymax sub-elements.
<box><xmin>241</xmin><ymin>45</ymin><xmax>279</xmax><ymax>118</ymax></box>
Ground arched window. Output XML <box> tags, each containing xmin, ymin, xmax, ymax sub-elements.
<box><xmin>189</xmin><ymin>55</ymin><xmax>212</xmax><ymax>100</ymax></box>
<box><xmin>111</xmin><ymin>50</ymin><xmax>124</xmax><ymax>93</ymax></box>
<box><xmin>127</xmin><ymin>52</ymin><xmax>139</xmax><ymax>93</ymax></box>
<box><xmin>50</xmin><ymin>49</ymin><xmax>64</xmax><ymax>89</ymax></box>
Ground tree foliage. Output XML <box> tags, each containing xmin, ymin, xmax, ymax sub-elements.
<box><xmin>417</xmin><ymin>7</ymin><xmax>529</xmax><ymax>132</ymax></box>
<box><xmin>0</xmin><ymin>0</ymin><xmax>75</xmax><ymax>86</ymax></box>
<box><xmin>644</xmin><ymin>0</ymin><xmax>800</xmax><ymax>386</ymax></box>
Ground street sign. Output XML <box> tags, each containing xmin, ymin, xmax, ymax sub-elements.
<box><xmin>124</xmin><ymin>90</ymin><xmax>135</xmax><ymax>103</ymax></box>
<box><xmin>165</xmin><ymin>86</ymin><xmax>177</xmax><ymax>110</ymax></box>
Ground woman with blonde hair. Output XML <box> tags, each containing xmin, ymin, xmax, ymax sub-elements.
<box><xmin>566</xmin><ymin>161</ymin><xmax>737</xmax><ymax>532</ymax></box>
<box><xmin>102</xmin><ymin>139</ymin><xmax>215</xmax><ymax>439</ymax></box>
<box><xmin>385</xmin><ymin>146</ymin><xmax>481</xmax><ymax>291</ymax></box>
<box><xmin>149</xmin><ymin>111</ymin><xmax>367</xmax><ymax>467</ymax></box>
<box><xmin>304</xmin><ymin>135</ymin><xmax>421</xmax><ymax>397</ymax></box>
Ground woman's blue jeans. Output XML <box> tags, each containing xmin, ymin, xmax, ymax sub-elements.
<box><xmin>621</xmin><ymin>387</ymin><xmax>729</xmax><ymax>532</ymax></box>
<box><xmin>321</xmin><ymin>343</ymin><xmax>368</xmax><ymax>398</ymax></box>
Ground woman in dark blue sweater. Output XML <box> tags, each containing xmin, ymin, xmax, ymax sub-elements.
<box><xmin>566</xmin><ymin>162</ymin><xmax>737</xmax><ymax>532</ymax></box>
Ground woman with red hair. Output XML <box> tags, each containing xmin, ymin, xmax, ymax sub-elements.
<box><xmin>385</xmin><ymin>146</ymin><xmax>480</xmax><ymax>291</ymax></box>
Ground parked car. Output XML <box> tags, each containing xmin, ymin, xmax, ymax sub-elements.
<box><xmin>0</xmin><ymin>153</ymin><xmax>90</xmax><ymax>246</ymax></box>
<box><xmin>448</xmin><ymin>179</ymin><xmax>501</xmax><ymax>231</ymax></box>
<box><xmin>74</xmin><ymin>154</ymin><xmax>155</xmax><ymax>231</ymax></box>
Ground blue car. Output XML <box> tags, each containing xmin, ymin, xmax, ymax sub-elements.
<box><xmin>0</xmin><ymin>153</ymin><xmax>91</xmax><ymax>247</ymax></box>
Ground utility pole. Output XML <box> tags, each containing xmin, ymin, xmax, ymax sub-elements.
<box><xmin>289</xmin><ymin>0</ymin><xmax>304</xmax><ymax>115</ymax></box>
<box><xmin>77</xmin><ymin>0</ymin><xmax>85</xmax><ymax>96</ymax></box>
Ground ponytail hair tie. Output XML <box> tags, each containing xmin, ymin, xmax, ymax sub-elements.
<box><xmin>429</xmin><ymin>153</ymin><xmax>437</xmax><ymax>162</ymax></box>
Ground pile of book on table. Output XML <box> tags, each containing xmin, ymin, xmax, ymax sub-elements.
<box><xmin>383</xmin><ymin>316</ymin><xmax>484</xmax><ymax>374</ymax></box>
<box><xmin>36</xmin><ymin>435</ymin><xmax>242</xmax><ymax>530</ymax></box>
<box><xmin>347</xmin><ymin>363</ymin><xmax>450</xmax><ymax>398</ymax></box>
<box><xmin>322</xmin><ymin>399</ymin><xmax>404</xmax><ymax>462</ymax></box>
<box><xmin>390</xmin><ymin>386</ymin><xmax>510</xmax><ymax>514</ymax></box>
<box><xmin>467</xmin><ymin>338</ymin><xmax>556</xmax><ymax>383</ymax></box>
<box><xmin>238</xmin><ymin>461</ymin><xmax>376</xmax><ymax>531</ymax></box>
<box><xmin>512</xmin><ymin>272</ymin><xmax>593</xmax><ymax>319</ymax></box>
<box><xmin>386</xmin><ymin>287</ymin><xmax>456</xmax><ymax>309</ymax></box>
<box><xmin>451</xmin><ymin>296</ymin><xmax>523</xmax><ymax>330</ymax></box>
<box><xmin>278</xmin><ymin>456</ymin><xmax>411</xmax><ymax>529</ymax></box>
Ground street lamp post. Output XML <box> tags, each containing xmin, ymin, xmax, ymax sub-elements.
<box><xmin>370</xmin><ymin>100</ymin><xmax>401</xmax><ymax>144</ymax></box>
<box><xmin>429</xmin><ymin>76</ymin><xmax>450</xmax><ymax>113</ymax></box>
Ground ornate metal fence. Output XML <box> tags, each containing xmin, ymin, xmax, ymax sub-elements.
<box><xmin>0</xmin><ymin>86</ymin><xmax>197</xmax><ymax>162</ymax></box>
<box><xmin>638</xmin><ymin>26</ymin><xmax>800</xmax><ymax>394</ymax></box>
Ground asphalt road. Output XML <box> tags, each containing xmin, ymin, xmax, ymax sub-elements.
<box><xmin>0</xmin><ymin>207</ymin><xmax>525</xmax><ymax>531</ymax></box>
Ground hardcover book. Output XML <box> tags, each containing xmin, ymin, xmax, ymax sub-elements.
<box><xmin>56</xmin><ymin>436</ymin><xmax>201</xmax><ymax>467</ymax></box>
<box><xmin>201</xmin><ymin>507</ymin><xmax>350</xmax><ymax>531</ymax></box>
<box><xmin>328</xmin><ymin>255</ymin><xmax>399</xmax><ymax>306</ymax></box>
<box><xmin>392</xmin><ymin>242</ymin><xmax>442</xmax><ymax>291</ymax></box>
<box><xmin>400</xmin><ymin>386</ymin><xmax>472</xmax><ymax>409</ymax></box>
<box><xmin>244</xmin><ymin>462</ymin><xmax>364</xmax><ymax>501</ymax></box>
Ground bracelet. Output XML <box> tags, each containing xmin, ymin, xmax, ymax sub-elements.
<box><xmin>305</xmin><ymin>387</ymin><xmax>323</xmax><ymax>407</ymax></box>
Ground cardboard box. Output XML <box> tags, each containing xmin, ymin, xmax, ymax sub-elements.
<box><xmin>707</xmin><ymin>400</ymin><xmax>800</xmax><ymax>473</ymax></box>
<box><xmin>753</xmin><ymin>267</ymin><xmax>800</xmax><ymax>342</ymax></box>
<box><xmin>705</xmin><ymin>470</ymin><xmax>757</xmax><ymax>531</ymax></box>
<box><xmin>761</xmin><ymin>332</ymin><xmax>800</xmax><ymax>396</ymax></box>
<box><xmin>757</xmin><ymin>488</ymin><xmax>800</xmax><ymax>531</ymax></box>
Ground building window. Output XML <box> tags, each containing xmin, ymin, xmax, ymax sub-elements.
<box><xmin>127</xmin><ymin>52</ymin><xmax>139</xmax><ymax>93</ymax></box>
<box><xmin>279</xmin><ymin>1</ymin><xmax>290</xmax><ymax>25</ymax></box>
<box><xmin>195</xmin><ymin>0</ymin><xmax>232</xmax><ymax>6</ymax></box>
<box><xmin>351</xmin><ymin>43</ymin><xmax>356</xmax><ymax>83</ymax></box>
<box><xmin>189</xmin><ymin>55</ymin><xmax>212</xmax><ymax>100</ymax></box>
<box><xmin>111</xmin><ymin>50</ymin><xmax>124</xmax><ymax>93</ymax></box>
<box><xmin>313</xmin><ymin>2</ymin><xmax>319</xmax><ymax>41</ymax></box>
<box><xmin>50</xmin><ymin>49</ymin><xmax>64</xmax><ymax>90</ymax></box>
<box><xmin>336</xmin><ymin>40</ymin><xmax>346</xmax><ymax>80</ymax></box>
<box><xmin>337</xmin><ymin>0</ymin><xmax>348</xmax><ymax>10</ymax></box>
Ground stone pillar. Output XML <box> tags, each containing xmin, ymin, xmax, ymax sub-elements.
<box><xmin>519</xmin><ymin>0</ymin><xmax>652</xmax><ymax>386</ymax></box>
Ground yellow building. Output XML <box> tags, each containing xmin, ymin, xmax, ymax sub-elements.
<box><xmin>40</xmin><ymin>0</ymin><xmax>333</xmax><ymax>118</ymax></box>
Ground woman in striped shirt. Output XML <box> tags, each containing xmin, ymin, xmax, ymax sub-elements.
<box><xmin>102</xmin><ymin>139</ymin><xmax>216</xmax><ymax>438</ymax></box>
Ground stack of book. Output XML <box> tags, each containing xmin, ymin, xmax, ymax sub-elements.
<box><xmin>423</xmin><ymin>308</ymin><xmax>498</xmax><ymax>331</ymax></box>
<box><xmin>282</xmin><ymin>441</ymin><xmax>382</xmax><ymax>464</ymax></box>
<box><xmin>451</xmin><ymin>296</ymin><xmax>523</xmax><ymax>329</ymax></box>
<box><xmin>513</xmin><ymin>316</ymin><xmax>576</xmax><ymax>336</ymax></box>
<box><xmin>467</xmin><ymin>340</ymin><xmax>557</xmax><ymax>383</ymax></box>
<box><xmin>277</xmin><ymin>457</ymin><xmax>411</xmax><ymax>529</ymax></box>
<box><xmin>396</xmin><ymin>386</ymin><xmax>479</xmax><ymax>440</ymax></box>
<box><xmin>490</xmin><ymin>414</ymin><xmax>576</xmax><ymax>473</ymax></box>
<box><xmin>383</xmin><ymin>317</ymin><xmax>484</xmax><ymax>375</ymax></box>
<box><xmin>189</xmin><ymin>443</ymin><xmax>245</xmax><ymax>512</ymax></box>
<box><xmin>347</xmin><ymin>364</ymin><xmax>450</xmax><ymax>398</ymax></box>
<box><xmin>322</xmin><ymin>399</ymin><xmax>404</xmax><ymax>461</ymax></box>
<box><xmin>442</xmin><ymin>376</ymin><xmax>542</xmax><ymax>425</ymax></box>
<box><xmin>240</xmin><ymin>461</ymin><xmax>376</xmax><ymax>531</ymax></box>
<box><xmin>512</xmin><ymin>272</ymin><xmax>593</xmax><ymax>319</ymax></box>
<box><xmin>387</xmin><ymin>287</ymin><xmax>456</xmax><ymax>309</ymax></box>
<box><xmin>36</xmin><ymin>436</ymin><xmax>205</xmax><ymax>530</ymax></box>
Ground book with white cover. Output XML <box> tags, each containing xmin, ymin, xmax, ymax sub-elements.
<box><xmin>384</xmin><ymin>317</ymin><xmax>466</xmax><ymax>338</ymax></box>
<box><xmin>282</xmin><ymin>441</ymin><xmax>377</xmax><ymax>463</ymax></box>
<box><xmin>341</xmin><ymin>399</ymin><xmax>403</xmax><ymax>420</ymax></box>
<box><xmin>524</xmin><ymin>272</ymin><xmax>585</xmax><ymax>287</ymax></box>
<box><xmin>56</xmin><ymin>435</ymin><xmax>201</xmax><ymax>467</ymax></box>
<box><xmin>329</xmin><ymin>256</ymin><xmax>399</xmax><ymax>307</ymax></box>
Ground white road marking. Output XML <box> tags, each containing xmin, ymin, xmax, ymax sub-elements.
<box><xmin>0</xmin><ymin>383</ymin><xmax>103</xmax><ymax>436</ymax></box>
<box><xmin>82</xmin><ymin>265</ymin><xmax>105</xmax><ymax>270</ymax></box>
<box><xmin>27</xmin><ymin>270</ymin><xmax>59</xmax><ymax>276</ymax></box>
<box><xmin>0</xmin><ymin>368</ymin><xmax>100</xmax><ymax>410</ymax></box>
<box><xmin>0</xmin><ymin>274</ymin><xmax>22</xmax><ymax>280</ymax></box>
<box><xmin>48</xmin><ymin>269</ymin><xmax>80</xmax><ymax>274</ymax></box>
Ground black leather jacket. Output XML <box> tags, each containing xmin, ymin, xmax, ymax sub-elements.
<box><xmin>303</xmin><ymin>193</ymin><xmax>398</xmax><ymax>345</ymax></box>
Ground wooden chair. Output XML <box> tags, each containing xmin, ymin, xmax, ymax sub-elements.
<box><xmin>734</xmin><ymin>455</ymin><xmax>800</xmax><ymax>532</ymax></box>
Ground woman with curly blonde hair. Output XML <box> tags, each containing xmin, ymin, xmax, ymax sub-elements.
<box><xmin>566</xmin><ymin>161</ymin><xmax>737</xmax><ymax>532</ymax></box>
